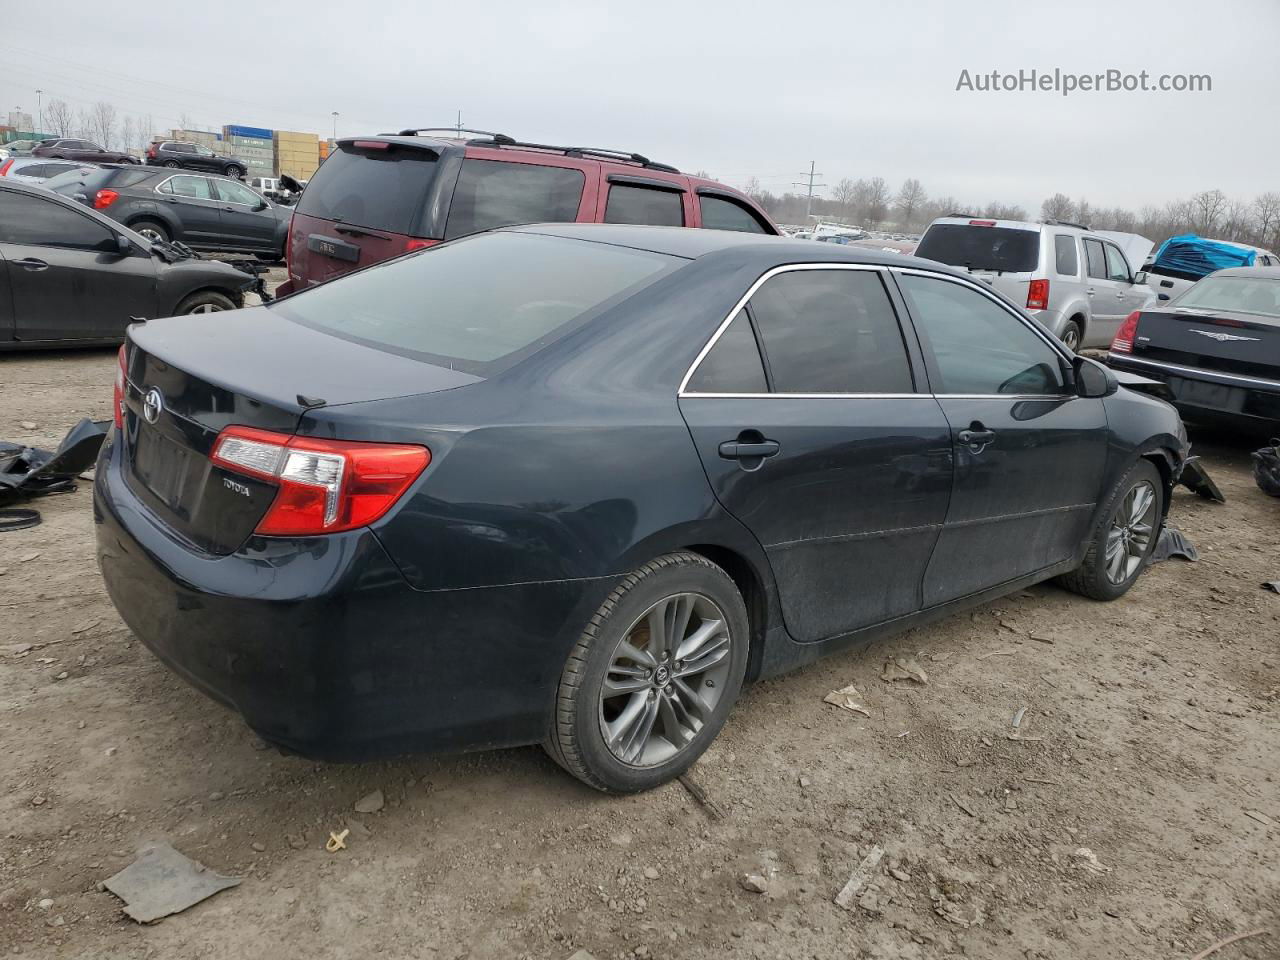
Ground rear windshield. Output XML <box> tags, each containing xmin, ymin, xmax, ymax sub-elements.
<box><xmin>1175</xmin><ymin>276</ymin><xmax>1280</xmax><ymax>319</ymax></box>
<box><xmin>296</xmin><ymin>144</ymin><xmax>439</xmax><ymax>235</ymax></box>
<box><xmin>916</xmin><ymin>224</ymin><xmax>1040</xmax><ymax>273</ymax></box>
<box><xmin>270</xmin><ymin>231</ymin><xmax>678</xmax><ymax>375</ymax></box>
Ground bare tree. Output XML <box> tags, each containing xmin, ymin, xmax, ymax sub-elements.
<box><xmin>830</xmin><ymin>177</ymin><xmax>858</xmax><ymax>215</ymax></box>
<box><xmin>893</xmin><ymin>178</ymin><xmax>928</xmax><ymax>229</ymax></box>
<box><xmin>982</xmin><ymin>202</ymin><xmax>1027</xmax><ymax>221</ymax></box>
<box><xmin>1071</xmin><ymin>198</ymin><xmax>1092</xmax><ymax>226</ymax></box>
<box><xmin>121</xmin><ymin>116</ymin><xmax>136</xmax><ymax>156</ymax></box>
<box><xmin>1041</xmin><ymin>193</ymin><xmax>1073</xmax><ymax>221</ymax></box>
<box><xmin>1253</xmin><ymin>192</ymin><xmax>1280</xmax><ymax>247</ymax></box>
<box><xmin>88</xmin><ymin>101</ymin><xmax>118</xmax><ymax>148</ymax></box>
<box><xmin>1189</xmin><ymin>189</ymin><xmax>1227</xmax><ymax>235</ymax></box>
<box><xmin>1220</xmin><ymin>200</ymin><xmax>1251</xmax><ymax>241</ymax></box>
<box><xmin>855</xmin><ymin>177</ymin><xmax>890</xmax><ymax>226</ymax></box>
<box><xmin>45</xmin><ymin>99</ymin><xmax>75</xmax><ymax>137</ymax></box>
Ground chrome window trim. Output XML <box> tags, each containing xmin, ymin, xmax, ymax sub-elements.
<box><xmin>677</xmin><ymin>262</ymin><xmax>899</xmax><ymax>397</ymax></box>
<box><xmin>679</xmin><ymin>262</ymin><xmax>1076</xmax><ymax>400</ymax></box>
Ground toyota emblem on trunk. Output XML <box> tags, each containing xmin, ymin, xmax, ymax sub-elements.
<box><xmin>142</xmin><ymin>388</ymin><xmax>164</xmax><ymax>424</ymax></box>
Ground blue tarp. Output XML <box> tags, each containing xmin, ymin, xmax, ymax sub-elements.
<box><xmin>1151</xmin><ymin>234</ymin><xmax>1256</xmax><ymax>279</ymax></box>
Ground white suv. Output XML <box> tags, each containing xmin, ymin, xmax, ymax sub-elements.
<box><xmin>915</xmin><ymin>216</ymin><xmax>1158</xmax><ymax>350</ymax></box>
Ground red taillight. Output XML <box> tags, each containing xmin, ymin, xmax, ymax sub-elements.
<box><xmin>1111</xmin><ymin>310</ymin><xmax>1141</xmax><ymax>353</ymax></box>
<box><xmin>1026</xmin><ymin>278</ymin><xmax>1049</xmax><ymax>310</ymax></box>
<box><xmin>0</xmin><ymin>158</ymin><xmax>13</xmax><ymax>176</ymax></box>
<box><xmin>405</xmin><ymin>238</ymin><xmax>439</xmax><ymax>252</ymax></box>
<box><xmin>352</xmin><ymin>140</ymin><xmax>390</xmax><ymax>150</ymax></box>
<box><xmin>94</xmin><ymin>189</ymin><xmax>119</xmax><ymax>209</ymax></box>
<box><xmin>210</xmin><ymin>425</ymin><xmax>430</xmax><ymax>535</ymax></box>
<box><xmin>146</xmin><ymin>143</ymin><xmax>157</xmax><ymax>158</ymax></box>
<box><xmin>968</xmin><ymin>219</ymin><xmax>996</xmax><ymax>226</ymax></box>
<box><xmin>113</xmin><ymin>345</ymin><xmax>126</xmax><ymax>429</ymax></box>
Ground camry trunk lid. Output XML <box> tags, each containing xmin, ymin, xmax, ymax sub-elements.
<box><xmin>1134</xmin><ymin>307</ymin><xmax>1280</xmax><ymax>379</ymax></box>
<box><xmin>121</xmin><ymin>307</ymin><xmax>479</xmax><ymax>555</ymax></box>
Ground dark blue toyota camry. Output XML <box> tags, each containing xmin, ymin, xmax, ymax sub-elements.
<box><xmin>95</xmin><ymin>223</ymin><xmax>1187</xmax><ymax>792</ymax></box>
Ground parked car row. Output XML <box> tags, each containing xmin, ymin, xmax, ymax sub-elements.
<box><xmin>146</xmin><ymin>139</ymin><xmax>250</xmax><ymax>180</ymax></box>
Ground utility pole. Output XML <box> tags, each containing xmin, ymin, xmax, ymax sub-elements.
<box><xmin>36</xmin><ymin>89</ymin><xmax>42</xmax><ymax>135</ymax></box>
<box><xmin>792</xmin><ymin>161</ymin><xmax>826</xmax><ymax>221</ymax></box>
<box><xmin>456</xmin><ymin>109</ymin><xmax>462</xmax><ymax>137</ymax></box>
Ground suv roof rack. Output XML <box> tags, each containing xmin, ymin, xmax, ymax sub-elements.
<box><xmin>1041</xmin><ymin>218</ymin><xmax>1091</xmax><ymax>230</ymax></box>
<box><xmin>393</xmin><ymin>128</ymin><xmax>680</xmax><ymax>173</ymax></box>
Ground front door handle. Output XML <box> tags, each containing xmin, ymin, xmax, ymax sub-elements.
<box><xmin>14</xmin><ymin>258</ymin><xmax>48</xmax><ymax>271</ymax></box>
<box><xmin>1086</xmin><ymin>287</ymin><xmax>1096</xmax><ymax>296</ymax></box>
<box><xmin>958</xmin><ymin>427</ymin><xmax>996</xmax><ymax>448</ymax></box>
<box><xmin>718</xmin><ymin>439</ymin><xmax>780</xmax><ymax>459</ymax></box>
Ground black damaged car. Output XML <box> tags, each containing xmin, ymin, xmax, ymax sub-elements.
<box><xmin>95</xmin><ymin>224</ymin><xmax>1187</xmax><ymax>792</ymax></box>
<box><xmin>0</xmin><ymin>180</ymin><xmax>260</xmax><ymax>350</ymax></box>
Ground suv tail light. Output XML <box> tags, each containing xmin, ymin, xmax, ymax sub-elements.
<box><xmin>1026</xmin><ymin>278</ymin><xmax>1049</xmax><ymax>310</ymax></box>
<box><xmin>0</xmin><ymin>158</ymin><xmax>13</xmax><ymax>176</ymax></box>
<box><xmin>210</xmin><ymin>426</ymin><xmax>430</xmax><ymax>535</ymax></box>
<box><xmin>94</xmin><ymin>189</ymin><xmax>119</xmax><ymax>209</ymax></box>
<box><xmin>146</xmin><ymin>143</ymin><xmax>157</xmax><ymax>159</ymax></box>
<box><xmin>405</xmin><ymin>238</ymin><xmax>439</xmax><ymax>252</ymax></box>
<box><xmin>113</xmin><ymin>345</ymin><xmax>126</xmax><ymax>429</ymax></box>
<box><xmin>1111</xmin><ymin>310</ymin><xmax>1141</xmax><ymax>353</ymax></box>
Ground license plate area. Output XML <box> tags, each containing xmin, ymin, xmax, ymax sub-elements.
<box><xmin>307</xmin><ymin>234</ymin><xmax>360</xmax><ymax>263</ymax></box>
<box><xmin>1169</xmin><ymin>376</ymin><xmax>1238</xmax><ymax>411</ymax></box>
<box><xmin>132</xmin><ymin>426</ymin><xmax>194</xmax><ymax>509</ymax></box>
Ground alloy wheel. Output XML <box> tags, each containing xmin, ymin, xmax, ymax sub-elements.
<box><xmin>598</xmin><ymin>592</ymin><xmax>733</xmax><ymax>767</ymax></box>
<box><xmin>1104</xmin><ymin>479</ymin><xmax>1156</xmax><ymax>584</ymax></box>
<box><xmin>136</xmin><ymin>226</ymin><xmax>164</xmax><ymax>243</ymax></box>
<box><xmin>1061</xmin><ymin>326</ymin><xmax>1080</xmax><ymax>350</ymax></box>
<box><xmin>188</xmin><ymin>303</ymin><xmax>224</xmax><ymax>314</ymax></box>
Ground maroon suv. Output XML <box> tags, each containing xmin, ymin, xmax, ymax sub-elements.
<box><xmin>276</xmin><ymin>129</ymin><xmax>778</xmax><ymax>295</ymax></box>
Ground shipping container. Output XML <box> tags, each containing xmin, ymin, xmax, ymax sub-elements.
<box><xmin>224</xmin><ymin>124</ymin><xmax>273</xmax><ymax>140</ymax></box>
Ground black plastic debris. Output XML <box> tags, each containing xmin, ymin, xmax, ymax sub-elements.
<box><xmin>1263</xmin><ymin>581</ymin><xmax>1280</xmax><ymax>594</ymax></box>
<box><xmin>1178</xmin><ymin>456</ymin><xmax>1225</xmax><ymax>503</ymax></box>
<box><xmin>1253</xmin><ymin>440</ymin><xmax>1280</xmax><ymax>497</ymax></box>
<box><xmin>1150</xmin><ymin>526</ymin><xmax>1199</xmax><ymax>563</ymax></box>
<box><xmin>0</xmin><ymin>508</ymin><xmax>41</xmax><ymax>532</ymax></box>
<box><xmin>0</xmin><ymin>419</ymin><xmax>109</xmax><ymax>507</ymax></box>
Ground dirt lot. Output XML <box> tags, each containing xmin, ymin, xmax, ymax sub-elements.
<box><xmin>1</xmin><ymin>339</ymin><xmax>1277</xmax><ymax>960</ymax></box>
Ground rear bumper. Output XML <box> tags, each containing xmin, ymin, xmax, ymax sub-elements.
<box><xmin>1107</xmin><ymin>353</ymin><xmax>1280</xmax><ymax>426</ymax></box>
<box><xmin>93</xmin><ymin>430</ymin><xmax>604</xmax><ymax>761</ymax></box>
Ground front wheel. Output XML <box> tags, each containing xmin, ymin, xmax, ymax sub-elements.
<box><xmin>1059</xmin><ymin>320</ymin><xmax>1082</xmax><ymax>352</ymax></box>
<box><xmin>544</xmin><ymin>552</ymin><xmax>749</xmax><ymax>793</ymax></box>
<box><xmin>175</xmin><ymin>290</ymin><xmax>236</xmax><ymax>315</ymax></box>
<box><xmin>163</xmin><ymin>160</ymin><xmax>180</xmax><ymax>168</ymax></box>
<box><xmin>1058</xmin><ymin>460</ymin><xmax>1163</xmax><ymax>600</ymax></box>
<box><xmin>224</xmin><ymin>165</ymin><xmax>244</xmax><ymax>179</ymax></box>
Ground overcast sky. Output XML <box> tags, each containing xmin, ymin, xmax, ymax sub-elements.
<box><xmin>4</xmin><ymin>0</ymin><xmax>1277</xmax><ymax>215</ymax></box>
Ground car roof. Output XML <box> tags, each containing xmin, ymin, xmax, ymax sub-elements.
<box><xmin>505</xmin><ymin>222</ymin><xmax>933</xmax><ymax>270</ymax></box>
<box><xmin>1205</xmin><ymin>266</ymin><xmax>1280</xmax><ymax>279</ymax></box>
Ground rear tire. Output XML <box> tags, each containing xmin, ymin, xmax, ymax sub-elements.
<box><xmin>1059</xmin><ymin>320</ymin><xmax>1082</xmax><ymax>352</ymax></box>
<box><xmin>544</xmin><ymin>552</ymin><xmax>749</xmax><ymax>793</ymax></box>
<box><xmin>224</xmin><ymin>165</ymin><xmax>244</xmax><ymax>179</ymax></box>
<box><xmin>175</xmin><ymin>290</ymin><xmax>236</xmax><ymax>315</ymax></box>
<box><xmin>163</xmin><ymin>160</ymin><xmax>180</xmax><ymax>168</ymax></box>
<box><xmin>1058</xmin><ymin>460</ymin><xmax>1163</xmax><ymax>601</ymax></box>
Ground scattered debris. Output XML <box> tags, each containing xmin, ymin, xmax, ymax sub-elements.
<box><xmin>70</xmin><ymin>618</ymin><xmax>101</xmax><ymax>635</ymax></box>
<box><xmin>1188</xmin><ymin>928</ymin><xmax>1270</xmax><ymax>960</ymax></box>
<box><xmin>325</xmin><ymin>829</ymin><xmax>350</xmax><ymax>853</ymax></box>
<box><xmin>823</xmin><ymin>684</ymin><xmax>872</xmax><ymax>716</ymax></box>
<box><xmin>1262</xmin><ymin>582</ymin><xmax>1280</xmax><ymax>594</ymax></box>
<box><xmin>932</xmin><ymin>895</ymin><xmax>986</xmax><ymax>928</ymax></box>
<box><xmin>0</xmin><ymin>419</ymin><xmax>108</xmax><ymax>507</ymax></box>
<box><xmin>834</xmin><ymin>845</ymin><xmax>884</xmax><ymax>910</ymax></box>
<box><xmin>678</xmin><ymin>772</ymin><xmax>725</xmax><ymax>822</ymax></box>
<box><xmin>739</xmin><ymin>874</ymin><xmax>769</xmax><ymax>894</ymax></box>
<box><xmin>102</xmin><ymin>842</ymin><xmax>241</xmax><ymax>923</ymax></box>
<box><xmin>0</xmin><ymin>508</ymin><xmax>41</xmax><ymax>532</ymax></box>
<box><xmin>1072</xmin><ymin>847</ymin><xmax>1110</xmax><ymax>874</ymax></box>
<box><xmin>880</xmin><ymin>657</ymin><xmax>928</xmax><ymax>684</ymax></box>
<box><xmin>643</xmin><ymin>866</ymin><xmax>659</xmax><ymax>880</ymax></box>
<box><xmin>565</xmin><ymin>952</ymin><xmax>600</xmax><ymax>960</ymax></box>
<box><xmin>950</xmin><ymin>794</ymin><xmax>977</xmax><ymax>818</ymax></box>
<box><xmin>1251</xmin><ymin>440</ymin><xmax>1280</xmax><ymax>497</ymax></box>
<box><xmin>1178</xmin><ymin>457</ymin><xmax>1225</xmax><ymax>503</ymax></box>
<box><xmin>1029</xmin><ymin>631</ymin><xmax>1056</xmax><ymax>645</ymax></box>
<box><xmin>1150</xmin><ymin>526</ymin><xmax>1200</xmax><ymax>563</ymax></box>
<box><xmin>977</xmin><ymin>647</ymin><xmax>1018</xmax><ymax>661</ymax></box>
<box><xmin>353</xmin><ymin>790</ymin><xmax>384</xmax><ymax>814</ymax></box>
<box><xmin>1012</xmin><ymin>707</ymin><xmax>1027</xmax><ymax>729</ymax></box>
<box><xmin>1244</xmin><ymin>810</ymin><xmax>1277</xmax><ymax>828</ymax></box>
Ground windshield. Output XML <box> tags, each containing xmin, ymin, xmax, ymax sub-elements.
<box><xmin>1175</xmin><ymin>276</ymin><xmax>1280</xmax><ymax>319</ymax></box>
<box><xmin>916</xmin><ymin>224</ymin><xmax>1040</xmax><ymax>273</ymax></box>
<box><xmin>270</xmin><ymin>231</ymin><xmax>678</xmax><ymax>375</ymax></box>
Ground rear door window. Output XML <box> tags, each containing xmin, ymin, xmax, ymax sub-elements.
<box><xmin>604</xmin><ymin>184</ymin><xmax>685</xmax><ymax>227</ymax></box>
<box><xmin>747</xmin><ymin>269</ymin><xmax>914</xmax><ymax>394</ymax></box>
<box><xmin>214</xmin><ymin>179</ymin><xmax>263</xmax><ymax>205</ymax></box>
<box><xmin>168</xmin><ymin>175</ymin><xmax>213</xmax><ymax>200</ymax></box>
<box><xmin>1084</xmin><ymin>239</ymin><xmax>1108</xmax><ymax>279</ymax></box>
<box><xmin>1054</xmin><ymin>235</ymin><xmax>1078</xmax><ymax>276</ymax></box>
<box><xmin>915</xmin><ymin>224</ymin><xmax>1039</xmax><ymax>272</ymax></box>
<box><xmin>699</xmin><ymin>194</ymin><xmax>768</xmax><ymax>233</ymax></box>
<box><xmin>296</xmin><ymin>144</ymin><xmax>441</xmax><ymax>235</ymax></box>
<box><xmin>444</xmin><ymin>159</ymin><xmax>584</xmax><ymax>240</ymax></box>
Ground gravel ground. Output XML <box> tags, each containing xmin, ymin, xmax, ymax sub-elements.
<box><xmin>1</xmin><ymin>328</ymin><xmax>1277</xmax><ymax>960</ymax></box>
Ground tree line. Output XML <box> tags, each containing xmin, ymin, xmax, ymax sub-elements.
<box><xmin>40</xmin><ymin>97</ymin><xmax>162</xmax><ymax>153</ymax></box>
<box><xmin>743</xmin><ymin>175</ymin><xmax>1280</xmax><ymax>251</ymax></box>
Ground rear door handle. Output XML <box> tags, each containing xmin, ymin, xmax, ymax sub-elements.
<box><xmin>14</xmin><ymin>258</ymin><xmax>48</xmax><ymax>271</ymax></box>
<box><xmin>1086</xmin><ymin>287</ymin><xmax>1096</xmax><ymax>296</ymax></box>
<box><xmin>718</xmin><ymin>440</ymin><xmax>780</xmax><ymax>459</ymax></box>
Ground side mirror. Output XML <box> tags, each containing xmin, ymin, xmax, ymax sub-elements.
<box><xmin>254</xmin><ymin>199</ymin><xmax>269</xmax><ymax>211</ymax></box>
<box><xmin>116</xmin><ymin>234</ymin><xmax>132</xmax><ymax>255</ymax></box>
<box><xmin>1074</xmin><ymin>356</ymin><xmax>1117</xmax><ymax>398</ymax></box>
<box><xmin>1133</xmin><ymin>270</ymin><xmax>1147</xmax><ymax>285</ymax></box>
